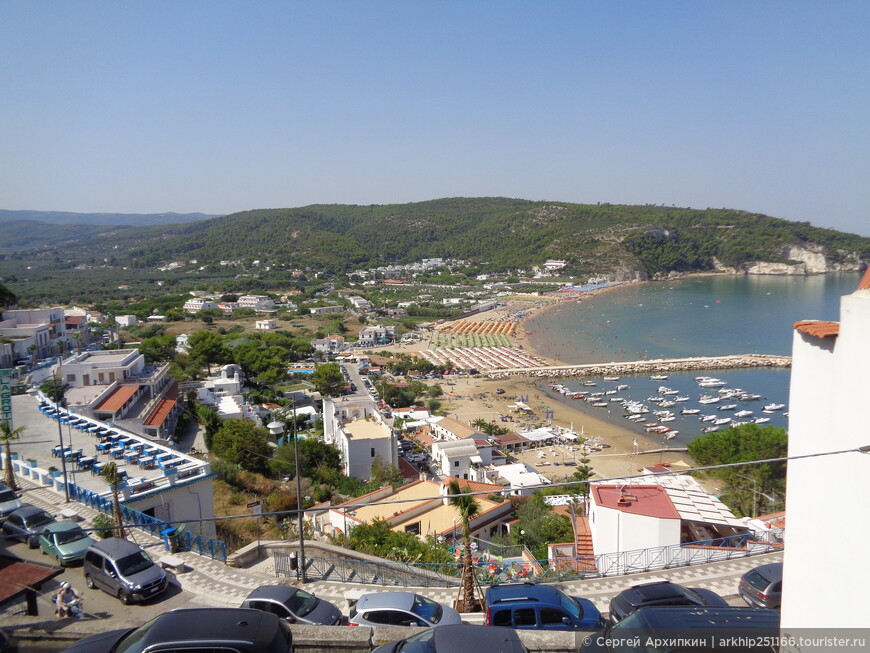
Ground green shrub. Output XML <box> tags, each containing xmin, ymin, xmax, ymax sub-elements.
<box><xmin>92</xmin><ymin>513</ymin><xmax>115</xmax><ymax>539</ymax></box>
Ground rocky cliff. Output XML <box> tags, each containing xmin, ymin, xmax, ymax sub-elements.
<box><xmin>740</xmin><ymin>244</ymin><xmax>865</xmax><ymax>275</ymax></box>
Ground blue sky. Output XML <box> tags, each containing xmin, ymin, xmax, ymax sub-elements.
<box><xmin>2</xmin><ymin>2</ymin><xmax>868</xmax><ymax>235</ymax></box>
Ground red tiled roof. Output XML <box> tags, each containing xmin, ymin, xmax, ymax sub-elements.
<box><xmin>859</xmin><ymin>267</ymin><xmax>870</xmax><ymax>290</ymax></box>
<box><xmin>65</xmin><ymin>315</ymin><xmax>84</xmax><ymax>325</ymax></box>
<box><xmin>592</xmin><ymin>485</ymin><xmax>680</xmax><ymax>519</ymax></box>
<box><xmin>441</xmin><ymin>477</ymin><xmax>503</xmax><ymax>493</ymax></box>
<box><xmin>95</xmin><ymin>385</ymin><xmax>139</xmax><ymax>412</ymax></box>
<box><xmin>794</xmin><ymin>320</ymin><xmax>840</xmax><ymax>338</ymax></box>
<box><xmin>143</xmin><ymin>383</ymin><xmax>179</xmax><ymax>427</ymax></box>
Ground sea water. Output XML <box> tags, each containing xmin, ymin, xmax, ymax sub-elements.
<box><xmin>526</xmin><ymin>273</ymin><xmax>862</xmax><ymax>444</ymax></box>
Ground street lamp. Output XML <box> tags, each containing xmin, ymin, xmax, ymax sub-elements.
<box><xmin>268</xmin><ymin>407</ymin><xmax>306</xmax><ymax>583</ymax></box>
<box><xmin>53</xmin><ymin>396</ymin><xmax>70</xmax><ymax>503</ymax></box>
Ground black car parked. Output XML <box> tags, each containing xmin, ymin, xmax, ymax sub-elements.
<box><xmin>608</xmin><ymin>579</ymin><xmax>728</xmax><ymax>624</ymax></box>
<box><xmin>62</xmin><ymin>608</ymin><xmax>293</xmax><ymax>653</ymax></box>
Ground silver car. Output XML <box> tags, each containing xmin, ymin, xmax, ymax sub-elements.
<box><xmin>2</xmin><ymin>505</ymin><xmax>56</xmax><ymax>548</ymax></box>
<box><xmin>348</xmin><ymin>592</ymin><xmax>461</xmax><ymax>628</ymax></box>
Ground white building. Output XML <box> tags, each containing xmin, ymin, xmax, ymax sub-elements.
<box><xmin>0</xmin><ymin>307</ymin><xmax>67</xmax><ymax>362</ymax></box>
<box><xmin>183</xmin><ymin>298</ymin><xmax>218</xmax><ymax>313</ymax></box>
<box><xmin>357</xmin><ymin>325</ymin><xmax>397</xmax><ymax>347</ymax></box>
<box><xmin>114</xmin><ymin>315</ymin><xmax>138</xmax><ymax>327</ymax></box>
<box><xmin>781</xmin><ymin>269</ymin><xmax>870</xmax><ymax>631</ymax></box>
<box><xmin>59</xmin><ymin>349</ymin><xmax>146</xmax><ymax>388</ymax></box>
<box><xmin>323</xmin><ymin>399</ymin><xmax>396</xmax><ymax>480</ymax></box>
<box><xmin>431</xmin><ymin>439</ymin><xmax>481</xmax><ymax>480</ymax></box>
<box><xmin>237</xmin><ymin>295</ymin><xmax>275</xmax><ymax>312</ymax></box>
<box><xmin>484</xmin><ymin>462</ymin><xmax>551</xmax><ymax>496</ymax></box>
<box><xmin>347</xmin><ymin>296</ymin><xmax>372</xmax><ymax>311</ymax></box>
<box><xmin>255</xmin><ymin>319</ymin><xmax>278</xmax><ymax>330</ymax></box>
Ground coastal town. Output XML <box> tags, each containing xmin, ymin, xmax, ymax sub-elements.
<box><xmin>1</xmin><ymin>259</ymin><xmax>868</xmax><ymax>650</ymax></box>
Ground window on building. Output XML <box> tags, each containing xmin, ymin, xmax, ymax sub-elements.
<box><xmin>66</xmin><ymin>374</ymin><xmax>75</xmax><ymax>383</ymax></box>
<box><xmin>454</xmin><ymin>461</ymin><xmax>459</xmax><ymax>467</ymax></box>
<box><xmin>371</xmin><ymin>447</ymin><xmax>375</xmax><ymax>457</ymax></box>
<box><xmin>404</xmin><ymin>522</ymin><xmax>420</xmax><ymax>535</ymax></box>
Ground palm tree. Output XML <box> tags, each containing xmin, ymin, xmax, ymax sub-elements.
<box><xmin>100</xmin><ymin>462</ymin><xmax>127</xmax><ymax>539</ymax></box>
<box><xmin>448</xmin><ymin>480</ymin><xmax>481</xmax><ymax>611</ymax></box>
<box><xmin>471</xmin><ymin>418</ymin><xmax>488</xmax><ymax>431</ymax></box>
<box><xmin>0</xmin><ymin>422</ymin><xmax>23</xmax><ymax>491</ymax></box>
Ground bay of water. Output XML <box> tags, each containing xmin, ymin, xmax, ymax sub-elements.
<box><xmin>526</xmin><ymin>273</ymin><xmax>862</xmax><ymax>445</ymax></box>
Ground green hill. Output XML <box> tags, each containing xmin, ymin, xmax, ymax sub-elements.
<box><xmin>115</xmin><ymin>198</ymin><xmax>870</xmax><ymax>275</ymax></box>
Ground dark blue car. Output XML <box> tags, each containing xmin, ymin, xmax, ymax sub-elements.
<box><xmin>484</xmin><ymin>582</ymin><xmax>604</xmax><ymax>630</ymax></box>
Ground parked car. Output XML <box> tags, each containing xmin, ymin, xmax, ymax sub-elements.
<box><xmin>349</xmin><ymin>592</ymin><xmax>461</xmax><ymax>628</ymax></box>
<box><xmin>38</xmin><ymin>520</ymin><xmax>95</xmax><ymax>566</ymax></box>
<box><xmin>608</xmin><ymin>579</ymin><xmax>729</xmax><ymax>624</ymax></box>
<box><xmin>484</xmin><ymin>582</ymin><xmax>604</xmax><ymax>630</ymax></box>
<box><xmin>739</xmin><ymin>562</ymin><xmax>783</xmax><ymax>609</ymax></box>
<box><xmin>83</xmin><ymin>537</ymin><xmax>168</xmax><ymax>604</ymax></box>
<box><xmin>2</xmin><ymin>505</ymin><xmax>56</xmax><ymax>548</ymax></box>
<box><xmin>0</xmin><ymin>484</ymin><xmax>24</xmax><ymax>522</ymax></box>
<box><xmin>580</xmin><ymin>606</ymin><xmax>781</xmax><ymax>653</ymax></box>
<box><xmin>373</xmin><ymin>624</ymin><xmax>528</xmax><ymax>653</ymax></box>
<box><xmin>62</xmin><ymin>607</ymin><xmax>293</xmax><ymax>652</ymax></box>
<box><xmin>241</xmin><ymin>584</ymin><xmax>343</xmax><ymax>625</ymax></box>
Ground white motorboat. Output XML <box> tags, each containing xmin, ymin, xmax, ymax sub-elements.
<box><xmin>713</xmin><ymin>417</ymin><xmax>732</xmax><ymax>426</ymax></box>
<box><xmin>650</xmin><ymin>375</ymin><xmax>668</xmax><ymax>380</ymax></box>
<box><xmin>701</xmin><ymin>426</ymin><xmax>720</xmax><ymax>433</ymax></box>
<box><xmin>763</xmin><ymin>403</ymin><xmax>786</xmax><ymax>411</ymax></box>
<box><xmin>680</xmin><ymin>408</ymin><xmax>700</xmax><ymax>415</ymax></box>
<box><xmin>698</xmin><ymin>396</ymin><xmax>721</xmax><ymax>405</ymax></box>
<box><xmin>700</xmin><ymin>414</ymin><xmax>717</xmax><ymax>422</ymax></box>
<box><xmin>734</xmin><ymin>410</ymin><xmax>754</xmax><ymax>418</ymax></box>
<box><xmin>603</xmin><ymin>376</ymin><xmax>620</xmax><ymax>381</ymax></box>
<box><xmin>718</xmin><ymin>404</ymin><xmax>737</xmax><ymax>411</ymax></box>
<box><xmin>674</xmin><ymin>396</ymin><xmax>690</xmax><ymax>402</ymax></box>
<box><xmin>753</xmin><ymin>417</ymin><xmax>771</xmax><ymax>424</ymax></box>
<box><xmin>665</xmin><ymin>431</ymin><xmax>679</xmax><ymax>440</ymax></box>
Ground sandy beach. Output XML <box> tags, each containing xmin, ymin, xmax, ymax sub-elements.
<box><xmin>388</xmin><ymin>289</ymin><xmax>696</xmax><ymax>483</ymax></box>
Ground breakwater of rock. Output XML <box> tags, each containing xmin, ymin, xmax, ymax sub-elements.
<box><xmin>485</xmin><ymin>353</ymin><xmax>791</xmax><ymax>380</ymax></box>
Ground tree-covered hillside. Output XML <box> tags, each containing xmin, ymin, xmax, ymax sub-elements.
<box><xmin>116</xmin><ymin>198</ymin><xmax>870</xmax><ymax>275</ymax></box>
<box><xmin>1</xmin><ymin>198</ymin><xmax>867</xmax><ymax>305</ymax></box>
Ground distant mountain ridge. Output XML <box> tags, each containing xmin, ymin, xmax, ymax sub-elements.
<box><xmin>0</xmin><ymin>209</ymin><xmax>223</xmax><ymax>227</ymax></box>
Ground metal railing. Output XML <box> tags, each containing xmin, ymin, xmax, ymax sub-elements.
<box><xmin>70</xmin><ymin>484</ymin><xmax>228</xmax><ymax>561</ymax></box>
<box><xmin>275</xmin><ymin>530</ymin><xmax>783</xmax><ymax>586</ymax></box>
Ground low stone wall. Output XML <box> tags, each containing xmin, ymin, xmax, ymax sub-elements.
<box><xmin>487</xmin><ymin>353</ymin><xmax>791</xmax><ymax>380</ymax></box>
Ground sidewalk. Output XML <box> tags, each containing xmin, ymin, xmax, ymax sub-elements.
<box><xmin>13</xmin><ymin>475</ymin><xmax>782</xmax><ymax>614</ymax></box>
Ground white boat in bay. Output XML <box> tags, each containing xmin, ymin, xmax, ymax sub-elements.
<box><xmin>753</xmin><ymin>417</ymin><xmax>771</xmax><ymax>424</ymax></box>
<box><xmin>718</xmin><ymin>404</ymin><xmax>737</xmax><ymax>411</ymax></box>
<box><xmin>734</xmin><ymin>410</ymin><xmax>754</xmax><ymax>418</ymax></box>
<box><xmin>680</xmin><ymin>408</ymin><xmax>700</xmax><ymax>415</ymax></box>
<box><xmin>763</xmin><ymin>403</ymin><xmax>786</xmax><ymax>411</ymax></box>
<box><xmin>700</xmin><ymin>414</ymin><xmax>717</xmax><ymax>422</ymax></box>
<box><xmin>698</xmin><ymin>395</ymin><xmax>721</xmax><ymax>405</ymax></box>
<box><xmin>674</xmin><ymin>396</ymin><xmax>690</xmax><ymax>402</ymax></box>
<box><xmin>713</xmin><ymin>417</ymin><xmax>732</xmax><ymax>426</ymax></box>
<box><xmin>603</xmin><ymin>376</ymin><xmax>620</xmax><ymax>381</ymax></box>
<box><xmin>701</xmin><ymin>426</ymin><xmax>720</xmax><ymax>433</ymax></box>
<box><xmin>650</xmin><ymin>375</ymin><xmax>668</xmax><ymax>380</ymax></box>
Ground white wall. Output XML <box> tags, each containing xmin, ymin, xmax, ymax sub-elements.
<box><xmin>782</xmin><ymin>286</ymin><xmax>870</xmax><ymax>630</ymax></box>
